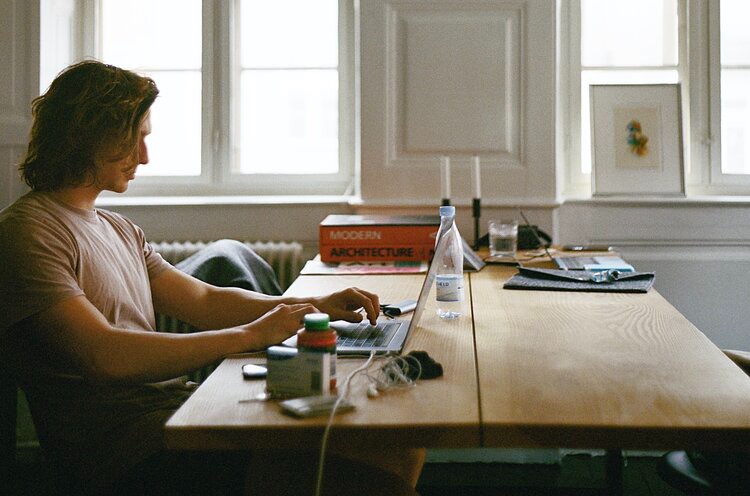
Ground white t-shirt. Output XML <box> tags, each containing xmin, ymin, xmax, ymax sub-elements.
<box><xmin>0</xmin><ymin>191</ymin><xmax>195</xmax><ymax>494</ymax></box>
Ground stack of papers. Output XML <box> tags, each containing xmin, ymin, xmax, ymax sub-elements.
<box><xmin>301</xmin><ymin>255</ymin><xmax>428</xmax><ymax>275</ymax></box>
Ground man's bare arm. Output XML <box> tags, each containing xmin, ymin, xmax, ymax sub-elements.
<box><xmin>149</xmin><ymin>268</ymin><xmax>280</xmax><ymax>329</ymax></box>
<box><xmin>26</xmin><ymin>295</ymin><xmax>316</xmax><ymax>384</ymax></box>
<box><xmin>150</xmin><ymin>268</ymin><xmax>380</xmax><ymax>330</ymax></box>
<box><xmin>25</xmin><ymin>268</ymin><xmax>380</xmax><ymax>384</ymax></box>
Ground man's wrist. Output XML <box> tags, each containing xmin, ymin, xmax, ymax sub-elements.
<box><xmin>281</xmin><ymin>294</ymin><xmax>321</xmax><ymax>309</ymax></box>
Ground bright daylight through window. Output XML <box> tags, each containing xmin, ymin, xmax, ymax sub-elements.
<box><xmin>720</xmin><ymin>0</ymin><xmax>750</xmax><ymax>175</ymax></box>
<box><xmin>239</xmin><ymin>0</ymin><xmax>339</xmax><ymax>175</ymax></box>
<box><xmin>579</xmin><ymin>0</ymin><xmax>678</xmax><ymax>175</ymax></box>
<box><xmin>579</xmin><ymin>0</ymin><xmax>750</xmax><ymax>187</ymax></box>
<box><xmin>102</xmin><ymin>0</ymin><xmax>202</xmax><ymax>177</ymax></box>
<box><xmin>99</xmin><ymin>0</ymin><xmax>343</xmax><ymax>193</ymax></box>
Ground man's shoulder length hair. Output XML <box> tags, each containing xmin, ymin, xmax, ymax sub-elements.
<box><xmin>18</xmin><ymin>60</ymin><xmax>159</xmax><ymax>191</ymax></box>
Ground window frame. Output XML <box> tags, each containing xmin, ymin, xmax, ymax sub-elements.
<box><xmin>85</xmin><ymin>0</ymin><xmax>357</xmax><ymax>198</ymax></box>
<box><xmin>706</xmin><ymin>0</ymin><xmax>750</xmax><ymax>189</ymax></box>
<box><xmin>563</xmin><ymin>0</ymin><xmax>750</xmax><ymax>198</ymax></box>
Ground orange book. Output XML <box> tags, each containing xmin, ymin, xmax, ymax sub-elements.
<box><xmin>319</xmin><ymin>215</ymin><xmax>439</xmax><ymax>262</ymax></box>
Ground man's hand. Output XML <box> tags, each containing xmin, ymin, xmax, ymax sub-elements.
<box><xmin>310</xmin><ymin>287</ymin><xmax>380</xmax><ymax>325</ymax></box>
<box><xmin>241</xmin><ymin>303</ymin><xmax>320</xmax><ymax>349</ymax></box>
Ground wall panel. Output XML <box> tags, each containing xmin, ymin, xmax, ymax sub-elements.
<box><xmin>0</xmin><ymin>0</ymin><xmax>37</xmax><ymax>208</ymax></box>
<box><xmin>392</xmin><ymin>5</ymin><xmax>521</xmax><ymax>161</ymax></box>
<box><xmin>0</xmin><ymin>0</ymin><xmax>38</xmax><ymax>147</ymax></box>
<box><xmin>361</xmin><ymin>0</ymin><xmax>556</xmax><ymax>205</ymax></box>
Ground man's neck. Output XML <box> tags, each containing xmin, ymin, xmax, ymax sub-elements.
<box><xmin>48</xmin><ymin>187</ymin><xmax>100</xmax><ymax>211</ymax></box>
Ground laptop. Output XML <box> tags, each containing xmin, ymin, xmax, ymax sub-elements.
<box><xmin>328</xmin><ymin>236</ymin><xmax>444</xmax><ymax>355</ymax></box>
<box><xmin>281</xmin><ymin>225</ymin><xmax>450</xmax><ymax>355</ymax></box>
<box><xmin>553</xmin><ymin>255</ymin><xmax>634</xmax><ymax>272</ymax></box>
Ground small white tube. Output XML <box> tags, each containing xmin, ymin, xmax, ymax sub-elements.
<box><xmin>440</xmin><ymin>156</ymin><xmax>451</xmax><ymax>200</ymax></box>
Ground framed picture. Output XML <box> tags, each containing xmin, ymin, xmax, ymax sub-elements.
<box><xmin>590</xmin><ymin>84</ymin><xmax>684</xmax><ymax>196</ymax></box>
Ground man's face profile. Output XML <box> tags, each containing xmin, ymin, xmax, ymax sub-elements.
<box><xmin>94</xmin><ymin>113</ymin><xmax>152</xmax><ymax>194</ymax></box>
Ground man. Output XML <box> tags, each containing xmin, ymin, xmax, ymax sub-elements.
<box><xmin>0</xmin><ymin>61</ymin><xmax>424</xmax><ymax>495</ymax></box>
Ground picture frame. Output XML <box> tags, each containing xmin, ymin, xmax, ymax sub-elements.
<box><xmin>590</xmin><ymin>84</ymin><xmax>684</xmax><ymax>196</ymax></box>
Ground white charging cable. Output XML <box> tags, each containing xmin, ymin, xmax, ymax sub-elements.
<box><xmin>313</xmin><ymin>353</ymin><xmax>423</xmax><ymax>495</ymax></box>
<box><xmin>364</xmin><ymin>354</ymin><xmax>422</xmax><ymax>395</ymax></box>
<box><xmin>314</xmin><ymin>351</ymin><xmax>376</xmax><ymax>496</ymax></box>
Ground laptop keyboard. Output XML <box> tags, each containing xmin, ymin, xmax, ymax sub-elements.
<box><xmin>336</xmin><ymin>322</ymin><xmax>400</xmax><ymax>348</ymax></box>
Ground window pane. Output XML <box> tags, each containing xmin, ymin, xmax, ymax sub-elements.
<box><xmin>721</xmin><ymin>0</ymin><xmax>750</xmax><ymax>65</ymax></box>
<box><xmin>101</xmin><ymin>0</ymin><xmax>201</xmax><ymax>70</ymax></box>
<box><xmin>241</xmin><ymin>0</ymin><xmax>337</xmax><ymax>68</ymax></box>
<box><xmin>721</xmin><ymin>70</ymin><xmax>750</xmax><ymax>175</ymax></box>
<box><xmin>139</xmin><ymin>71</ymin><xmax>202</xmax><ymax>177</ymax></box>
<box><xmin>240</xmin><ymin>0</ymin><xmax>338</xmax><ymax>68</ymax></box>
<box><xmin>581</xmin><ymin>0</ymin><xmax>678</xmax><ymax>67</ymax></box>
<box><xmin>720</xmin><ymin>0</ymin><xmax>750</xmax><ymax>175</ymax></box>
<box><xmin>100</xmin><ymin>0</ymin><xmax>202</xmax><ymax>178</ymax></box>
<box><xmin>239</xmin><ymin>70</ymin><xmax>338</xmax><ymax>174</ymax></box>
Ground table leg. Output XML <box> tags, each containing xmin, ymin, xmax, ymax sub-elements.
<box><xmin>605</xmin><ymin>449</ymin><xmax>624</xmax><ymax>496</ymax></box>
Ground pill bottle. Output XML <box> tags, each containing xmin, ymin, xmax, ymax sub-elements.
<box><xmin>297</xmin><ymin>313</ymin><xmax>337</xmax><ymax>391</ymax></box>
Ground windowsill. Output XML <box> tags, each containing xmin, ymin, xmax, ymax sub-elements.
<box><xmin>96</xmin><ymin>195</ymin><xmax>356</xmax><ymax>208</ymax></box>
<box><xmin>95</xmin><ymin>193</ymin><xmax>750</xmax><ymax>209</ymax></box>
<box><xmin>563</xmin><ymin>195</ymin><xmax>750</xmax><ymax>206</ymax></box>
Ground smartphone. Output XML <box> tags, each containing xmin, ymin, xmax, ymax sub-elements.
<box><xmin>561</xmin><ymin>245</ymin><xmax>613</xmax><ymax>252</ymax></box>
<box><xmin>280</xmin><ymin>395</ymin><xmax>355</xmax><ymax>418</ymax></box>
<box><xmin>382</xmin><ymin>299</ymin><xmax>417</xmax><ymax>317</ymax></box>
<box><xmin>242</xmin><ymin>363</ymin><xmax>267</xmax><ymax>379</ymax></box>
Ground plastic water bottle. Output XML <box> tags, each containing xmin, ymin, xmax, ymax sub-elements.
<box><xmin>435</xmin><ymin>206</ymin><xmax>465</xmax><ymax>319</ymax></box>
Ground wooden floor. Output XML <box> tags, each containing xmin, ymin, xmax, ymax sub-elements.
<box><xmin>10</xmin><ymin>452</ymin><xmax>686</xmax><ymax>495</ymax></box>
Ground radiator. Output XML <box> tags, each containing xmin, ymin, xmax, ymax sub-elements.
<box><xmin>150</xmin><ymin>240</ymin><xmax>305</xmax><ymax>290</ymax></box>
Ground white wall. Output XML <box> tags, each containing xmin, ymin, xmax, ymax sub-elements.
<box><xmin>0</xmin><ymin>0</ymin><xmax>38</xmax><ymax>204</ymax></box>
<box><xmin>1</xmin><ymin>0</ymin><xmax>749</xmax><ymax>350</ymax></box>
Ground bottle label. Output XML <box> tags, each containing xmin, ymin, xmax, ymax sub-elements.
<box><xmin>436</xmin><ymin>274</ymin><xmax>464</xmax><ymax>302</ymax></box>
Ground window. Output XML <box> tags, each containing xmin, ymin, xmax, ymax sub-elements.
<box><xmin>566</xmin><ymin>0</ymin><xmax>750</xmax><ymax>196</ymax></box>
<box><xmin>717</xmin><ymin>0</ymin><xmax>750</xmax><ymax>176</ymax></box>
<box><xmin>88</xmin><ymin>0</ymin><xmax>354</xmax><ymax>196</ymax></box>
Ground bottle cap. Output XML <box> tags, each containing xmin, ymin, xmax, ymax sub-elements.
<box><xmin>304</xmin><ymin>313</ymin><xmax>330</xmax><ymax>330</ymax></box>
<box><xmin>439</xmin><ymin>206</ymin><xmax>455</xmax><ymax>217</ymax></box>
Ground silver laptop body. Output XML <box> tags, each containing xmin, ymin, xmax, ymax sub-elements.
<box><xmin>330</xmin><ymin>228</ymin><xmax>446</xmax><ymax>355</ymax></box>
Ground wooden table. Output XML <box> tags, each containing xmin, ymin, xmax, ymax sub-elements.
<box><xmin>165</xmin><ymin>273</ymin><xmax>480</xmax><ymax>451</ymax></box>
<box><xmin>472</xmin><ymin>262</ymin><xmax>750</xmax><ymax>493</ymax></box>
<box><xmin>473</xmin><ymin>264</ymin><xmax>750</xmax><ymax>451</ymax></box>
<box><xmin>165</xmin><ymin>264</ymin><xmax>750</xmax><ymax>491</ymax></box>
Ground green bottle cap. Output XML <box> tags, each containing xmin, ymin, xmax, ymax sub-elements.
<box><xmin>304</xmin><ymin>313</ymin><xmax>330</xmax><ymax>330</ymax></box>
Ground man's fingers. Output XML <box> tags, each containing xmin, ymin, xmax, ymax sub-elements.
<box><xmin>348</xmin><ymin>287</ymin><xmax>380</xmax><ymax>324</ymax></box>
<box><xmin>295</xmin><ymin>304</ymin><xmax>320</xmax><ymax>323</ymax></box>
<box><xmin>274</xmin><ymin>303</ymin><xmax>320</xmax><ymax>324</ymax></box>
